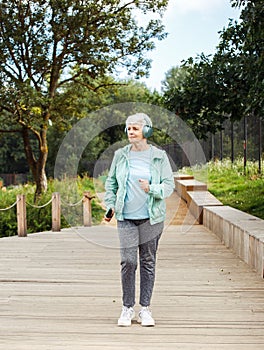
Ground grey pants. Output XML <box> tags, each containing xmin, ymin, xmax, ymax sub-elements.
<box><xmin>117</xmin><ymin>219</ymin><xmax>164</xmax><ymax>308</ymax></box>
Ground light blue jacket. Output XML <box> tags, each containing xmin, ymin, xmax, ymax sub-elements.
<box><xmin>104</xmin><ymin>144</ymin><xmax>175</xmax><ymax>225</ymax></box>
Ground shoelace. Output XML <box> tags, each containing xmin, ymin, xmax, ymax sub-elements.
<box><xmin>122</xmin><ymin>307</ymin><xmax>133</xmax><ymax>318</ymax></box>
<box><xmin>140</xmin><ymin>307</ymin><xmax>152</xmax><ymax>319</ymax></box>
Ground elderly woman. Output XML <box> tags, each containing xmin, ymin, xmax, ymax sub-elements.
<box><xmin>104</xmin><ymin>113</ymin><xmax>175</xmax><ymax>327</ymax></box>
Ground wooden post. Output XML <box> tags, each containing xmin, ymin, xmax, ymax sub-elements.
<box><xmin>83</xmin><ymin>191</ymin><xmax>93</xmax><ymax>227</ymax></box>
<box><xmin>52</xmin><ymin>192</ymin><xmax>61</xmax><ymax>232</ymax></box>
<box><xmin>17</xmin><ymin>194</ymin><xmax>27</xmax><ymax>237</ymax></box>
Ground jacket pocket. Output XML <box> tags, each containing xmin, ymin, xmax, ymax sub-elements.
<box><xmin>151</xmin><ymin>198</ymin><xmax>165</xmax><ymax>220</ymax></box>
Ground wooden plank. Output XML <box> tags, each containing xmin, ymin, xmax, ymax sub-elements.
<box><xmin>173</xmin><ymin>173</ymin><xmax>194</xmax><ymax>183</ymax></box>
<box><xmin>0</xmin><ymin>207</ymin><xmax>264</xmax><ymax>349</ymax></box>
<box><xmin>165</xmin><ymin>191</ymin><xmax>199</xmax><ymax>226</ymax></box>
<box><xmin>203</xmin><ymin>206</ymin><xmax>264</xmax><ymax>278</ymax></box>
<box><xmin>186</xmin><ymin>191</ymin><xmax>223</xmax><ymax>224</ymax></box>
<box><xmin>175</xmin><ymin>179</ymin><xmax>207</xmax><ymax>202</ymax></box>
<box><xmin>186</xmin><ymin>191</ymin><xmax>222</xmax><ymax>207</ymax></box>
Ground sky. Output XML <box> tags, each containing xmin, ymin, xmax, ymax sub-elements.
<box><xmin>137</xmin><ymin>0</ymin><xmax>242</xmax><ymax>91</ymax></box>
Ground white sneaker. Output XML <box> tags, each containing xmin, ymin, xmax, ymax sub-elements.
<box><xmin>138</xmin><ymin>306</ymin><xmax>155</xmax><ymax>326</ymax></box>
<box><xmin>118</xmin><ymin>306</ymin><xmax>135</xmax><ymax>326</ymax></box>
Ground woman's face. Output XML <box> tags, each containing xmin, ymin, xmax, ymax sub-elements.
<box><xmin>127</xmin><ymin>124</ymin><xmax>144</xmax><ymax>144</ymax></box>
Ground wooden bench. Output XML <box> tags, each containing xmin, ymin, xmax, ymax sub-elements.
<box><xmin>173</xmin><ymin>173</ymin><xmax>194</xmax><ymax>180</ymax></box>
<box><xmin>175</xmin><ymin>179</ymin><xmax>207</xmax><ymax>202</ymax></box>
<box><xmin>186</xmin><ymin>191</ymin><xmax>223</xmax><ymax>224</ymax></box>
<box><xmin>173</xmin><ymin>173</ymin><xmax>194</xmax><ymax>187</ymax></box>
<box><xmin>203</xmin><ymin>206</ymin><xmax>264</xmax><ymax>278</ymax></box>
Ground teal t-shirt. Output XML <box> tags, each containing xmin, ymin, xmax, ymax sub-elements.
<box><xmin>123</xmin><ymin>148</ymin><xmax>151</xmax><ymax>220</ymax></box>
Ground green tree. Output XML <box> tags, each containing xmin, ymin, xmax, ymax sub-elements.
<box><xmin>0</xmin><ymin>132</ymin><xmax>30</xmax><ymax>174</ymax></box>
<box><xmin>217</xmin><ymin>0</ymin><xmax>264</xmax><ymax>116</ymax></box>
<box><xmin>46</xmin><ymin>77</ymin><xmax>166</xmax><ymax>177</ymax></box>
<box><xmin>162</xmin><ymin>57</ymin><xmax>229</xmax><ymax>139</ymax></box>
<box><xmin>217</xmin><ymin>0</ymin><xmax>264</xmax><ymax>169</ymax></box>
<box><xmin>162</xmin><ymin>0</ymin><xmax>263</xmax><ymax>143</ymax></box>
<box><xmin>46</xmin><ymin>77</ymin><xmax>160</xmax><ymax>175</ymax></box>
<box><xmin>0</xmin><ymin>0</ymin><xmax>168</xmax><ymax>197</ymax></box>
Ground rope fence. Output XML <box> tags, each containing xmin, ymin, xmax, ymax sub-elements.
<box><xmin>60</xmin><ymin>197</ymin><xmax>84</xmax><ymax>207</ymax></box>
<box><xmin>26</xmin><ymin>197</ymin><xmax>53</xmax><ymax>209</ymax></box>
<box><xmin>0</xmin><ymin>191</ymin><xmax>95</xmax><ymax>237</ymax></box>
<box><xmin>0</xmin><ymin>198</ymin><xmax>20</xmax><ymax>211</ymax></box>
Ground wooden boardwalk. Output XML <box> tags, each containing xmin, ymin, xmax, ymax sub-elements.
<box><xmin>0</xmin><ymin>194</ymin><xmax>264</xmax><ymax>349</ymax></box>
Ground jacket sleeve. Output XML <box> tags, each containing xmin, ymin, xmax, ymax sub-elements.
<box><xmin>104</xmin><ymin>151</ymin><xmax>119</xmax><ymax>209</ymax></box>
<box><xmin>148</xmin><ymin>152</ymin><xmax>175</xmax><ymax>199</ymax></box>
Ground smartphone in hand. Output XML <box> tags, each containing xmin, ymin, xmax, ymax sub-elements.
<box><xmin>104</xmin><ymin>208</ymin><xmax>114</xmax><ymax>222</ymax></box>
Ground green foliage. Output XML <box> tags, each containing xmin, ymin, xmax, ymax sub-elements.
<box><xmin>181</xmin><ymin>158</ymin><xmax>264</xmax><ymax>220</ymax></box>
<box><xmin>0</xmin><ymin>176</ymin><xmax>105</xmax><ymax>238</ymax></box>
<box><xmin>0</xmin><ymin>131</ymin><xmax>36</xmax><ymax>173</ymax></box>
<box><xmin>161</xmin><ymin>0</ymin><xmax>264</xmax><ymax>140</ymax></box>
<box><xmin>0</xmin><ymin>68</ymin><xmax>164</xmax><ymax>178</ymax></box>
<box><xmin>162</xmin><ymin>59</ymin><xmax>228</xmax><ymax>139</ymax></box>
<box><xmin>0</xmin><ymin>0</ymin><xmax>169</xmax><ymax>194</ymax></box>
<box><xmin>220</xmin><ymin>0</ymin><xmax>264</xmax><ymax>116</ymax></box>
<box><xmin>46</xmin><ymin>78</ymin><xmax>165</xmax><ymax>177</ymax></box>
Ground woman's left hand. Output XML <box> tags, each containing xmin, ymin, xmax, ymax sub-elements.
<box><xmin>139</xmin><ymin>179</ymin><xmax>150</xmax><ymax>193</ymax></box>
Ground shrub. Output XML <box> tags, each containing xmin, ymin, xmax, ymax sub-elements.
<box><xmin>0</xmin><ymin>176</ymin><xmax>105</xmax><ymax>238</ymax></box>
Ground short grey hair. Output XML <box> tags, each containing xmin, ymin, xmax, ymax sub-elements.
<box><xmin>125</xmin><ymin>113</ymin><xmax>152</xmax><ymax>127</ymax></box>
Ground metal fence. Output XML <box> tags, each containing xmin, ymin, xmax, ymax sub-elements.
<box><xmin>0</xmin><ymin>173</ymin><xmax>28</xmax><ymax>186</ymax></box>
<box><xmin>155</xmin><ymin>116</ymin><xmax>263</xmax><ymax>173</ymax></box>
<box><xmin>200</xmin><ymin>116</ymin><xmax>263</xmax><ymax>162</ymax></box>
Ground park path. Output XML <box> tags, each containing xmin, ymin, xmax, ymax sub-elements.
<box><xmin>0</xmin><ymin>192</ymin><xmax>264</xmax><ymax>350</ymax></box>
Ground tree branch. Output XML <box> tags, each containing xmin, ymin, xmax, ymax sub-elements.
<box><xmin>0</xmin><ymin>129</ymin><xmax>22</xmax><ymax>133</ymax></box>
<box><xmin>58</xmin><ymin>70</ymin><xmax>88</xmax><ymax>87</ymax></box>
<box><xmin>114</xmin><ymin>0</ymin><xmax>136</xmax><ymax>14</ymax></box>
<box><xmin>0</xmin><ymin>24</ymin><xmax>23</xmax><ymax>81</ymax></box>
<box><xmin>93</xmin><ymin>82</ymin><xmax>128</xmax><ymax>91</ymax></box>
<box><xmin>18</xmin><ymin>119</ymin><xmax>42</xmax><ymax>147</ymax></box>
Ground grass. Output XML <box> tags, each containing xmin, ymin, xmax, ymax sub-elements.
<box><xmin>181</xmin><ymin>158</ymin><xmax>264</xmax><ymax>220</ymax></box>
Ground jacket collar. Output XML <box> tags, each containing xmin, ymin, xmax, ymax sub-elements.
<box><xmin>121</xmin><ymin>144</ymin><xmax>163</xmax><ymax>159</ymax></box>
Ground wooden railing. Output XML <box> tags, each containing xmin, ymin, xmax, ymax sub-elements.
<box><xmin>1</xmin><ymin>191</ymin><xmax>95</xmax><ymax>237</ymax></box>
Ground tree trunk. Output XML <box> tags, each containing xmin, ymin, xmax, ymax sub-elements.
<box><xmin>35</xmin><ymin>159</ymin><xmax>48</xmax><ymax>199</ymax></box>
<box><xmin>22</xmin><ymin>126</ymin><xmax>48</xmax><ymax>200</ymax></box>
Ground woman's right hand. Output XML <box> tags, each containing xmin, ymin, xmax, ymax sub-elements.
<box><xmin>104</xmin><ymin>208</ymin><xmax>114</xmax><ymax>222</ymax></box>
